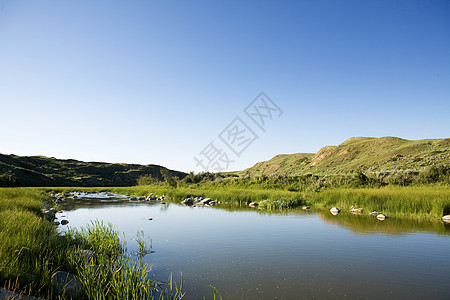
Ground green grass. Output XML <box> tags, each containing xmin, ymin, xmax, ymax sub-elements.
<box><xmin>37</xmin><ymin>183</ymin><xmax>450</xmax><ymax>219</ymax></box>
<box><xmin>307</xmin><ymin>186</ymin><xmax>450</xmax><ymax>219</ymax></box>
<box><xmin>106</xmin><ymin>185</ymin><xmax>450</xmax><ymax>219</ymax></box>
<box><xmin>0</xmin><ymin>188</ymin><xmax>184</xmax><ymax>299</ymax></box>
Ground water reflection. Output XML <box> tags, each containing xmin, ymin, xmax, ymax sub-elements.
<box><xmin>318</xmin><ymin>211</ymin><xmax>450</xmax><ymax>236</ymax></box>
<box><xmin>58</xmin><ymin>193</ymin><xmax>450</xmax><ymax>300</ymax></box>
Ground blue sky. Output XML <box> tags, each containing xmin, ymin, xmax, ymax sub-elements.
<box><xmin>1</xmin><ymin>0</ymin><xmax>449</xmax><ymax>172</ymax></box>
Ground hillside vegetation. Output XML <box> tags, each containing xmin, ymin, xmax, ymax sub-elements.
<box><xmin>0</xmin><ymin>154</ymin><xmax>186</xmax><ymax>187</ymax></box>
<box><xmin>241</xmin><ymin>137</ymin><xmax>450</xmax><ymax>177</ymax></box>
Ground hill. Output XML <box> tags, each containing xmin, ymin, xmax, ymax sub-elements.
<box><xmin>241</xmin><ymin>137</ymin><xmax>450</xmax><ymax>176</ymax></box>
<box><xmin>0</xmin><ymin>154</ymin><xmax>186</xmax><ymax>187</ymax></box>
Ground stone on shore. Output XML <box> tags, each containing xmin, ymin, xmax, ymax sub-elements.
<box><xmin>330</xmin><ymin>207</ymin><xmax>340</xmax><ymax>215</ymax></box>
<box><xmin>51</xmin><ymin>271</ymin><xmax>85</xmax><ymax>300</ymax></box>
<box><xmin>376</xmin><ymin>214</ymin><xmax>388</xmax><ymax>220</ymax></box>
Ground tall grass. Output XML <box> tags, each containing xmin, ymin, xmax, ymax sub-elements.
<box><xmin>66</xmin><ymin>221</ymin><xmax>184</xmax><ymax>300</ymax></box>
<box><xmin>308</xmin><ymin>186</ymin><xmax>450</xmax><ymax>218</ymax></box>
<box><xmin>0</xmin><ymin>188</ymin><xmax>184</xmax><ymax>299</ymax></box>
<box><xmin>109</xmin><ymin>185</ymin><xmax>450</xmax><ymax>218</ymax></box>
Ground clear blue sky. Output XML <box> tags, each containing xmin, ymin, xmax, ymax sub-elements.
<box><xmin>1</xmin><ymin>0</ymin><xmax>449</xmax><ymax>172</ymax></box>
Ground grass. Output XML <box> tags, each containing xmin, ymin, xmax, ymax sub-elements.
<box><xmin>66</xmin><ymin>221</ymin><xmax>184</xmax><ymax>300</ymax></box>
<box><xmin>39</xmin><ymin>183</ymin><xmax>450</xmax><ymax>219</ymax></box>
<box><xmin>307</xmin><ymin>186</ymin><xmax>450</xmax><ymax>219</ymax></box>
<box><xmin>104</xmin><ymin>184</ymin><xmax>450</xmax><ymax>219</ymax></box>
<box><xmin>0</xmin><ymin>188</ymin><xmax>184</xmax><ymax>299</ymax></box>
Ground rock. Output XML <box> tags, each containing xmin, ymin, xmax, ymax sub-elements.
<box><xmin>200</xmin><ymin>198</ymin><xmax>212</xmax><ymax>205</ymax></box>
<box><xmin>181</xmin><ymin>198</ymin><xmax>194</xmax><ymax>205</ymax></box>
<box><xmin>0</xmin><ymin>287</ymin><xmax>44</xmax><ymax>300</ymax></box>
<box><xmin>60</xmin><ymin>220</ymin><xmax>69</xmax><ymax>225</ymax></box>
<box><xmin>350</xmin><ymin>207</ymin><xmax>363</xmax><ymax>213</ymax></box>
<box><xmin>330</xmin><ymin>207</ymin><xmax>340</xmax><ymax>215</ymax></box>
<box><xmin>51</xmin><ymin>271</ymin><xmax>85</xmax><ymax>300</ymax></box>
<box><xmin>376</xmin><ymin>214</ymin><xmax>388</xmax><ymax>220</ymax></box>
<box><xmin>302</xmin><ymin>206</ymin><xmax>310</xmax><ymax>210</ymax></box>
<box><xmin>75</xmin><ymin>249</ymin><xmax>97</xmax><ymax>264</ymax></box>
<box><xmin>249</xmin><ymin>202</ymin><xmax>258</xmax><ymax>207</ymax></box>
<box><xmin>442</xmin><ymin>215</ymin><xmax>450</xmax><ymax>223</ymax></box>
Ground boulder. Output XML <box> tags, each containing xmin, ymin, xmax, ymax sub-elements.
<box><xmin>200</xmin><ymin>198</ymin><xmax>212</xmax><ymax>205</ymax></box>
<box><xmin>0</xmin><ymin>287</ymin><xmax>44</xmax><ymax>300</ymax></box>
<box><xmin>330</xmin><ymin>207</ymin><xmax>340</xmax><ymax>215</ymax></box>
<box><xmin>376</xmin><ymin>214</ymin><xmax>388</xmax><ymax>220</ymax></box>
<box><xmin>182</xmin><ymin>198</ymin><xmax>194</xmax><ymax>205</ymax></box>
<box><xmin>51</xmin><ymin>271</ymin><xmax>85</xmax><ymax>300</ymax></box>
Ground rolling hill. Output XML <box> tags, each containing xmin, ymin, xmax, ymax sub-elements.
<box><xmin>0</xmin><ymin>154</ymin><xmax>186</xmax><ymax>187</ymax></box>
<box><xmin>241</xmin><ymin>137</ymin><xmax>450</xmax><ymax>176</ymax></box>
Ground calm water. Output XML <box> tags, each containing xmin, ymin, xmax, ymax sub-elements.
<box><xmin>58</xmin><ymin>194</ymin><xmax>450</xmax><ymax>300</ymax></box>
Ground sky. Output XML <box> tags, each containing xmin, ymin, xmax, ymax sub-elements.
<box><xmin>0</xmin><ymin>0</ymin><xmax>449</xmax><ymax>173</ymax></box>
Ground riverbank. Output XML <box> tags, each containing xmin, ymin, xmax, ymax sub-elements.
<box><xmin>0</xmin><ymin>188</ymin><xmax>184</xmax><ymax>299</ymax></box>
<box><xmin>106</xmin><ymin>185</ymin><xmax>450</xmax><ymax>220</ymax></box>
<box><xmin>36</xmin><ymin>184</ymin><xmax>450</xmax><ymax>219</ymax></box>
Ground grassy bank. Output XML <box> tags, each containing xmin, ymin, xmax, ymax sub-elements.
<box><xmin>307</xmin><ymin>186</ymin><xmax>450</xmax><ymax>219</ymax></box>
<box><xmin>0</xmin><ymin>187</ymin><xmax>184</xmax><ymax>299</ymax></box>
<box><xmin>39</xmin><ymin>184</ymin><xmax>450</xmax><ymax>219</ymax></box>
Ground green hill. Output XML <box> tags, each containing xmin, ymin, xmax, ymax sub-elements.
<box><xmin>0</xmin><ymin>154</ymin><xmax>186</xmax><ymax>187</ymax></box>
<box><xmin>241</xmin><ymin>136</ymin><xmax>450</xmax><ymax>176</ymax></box>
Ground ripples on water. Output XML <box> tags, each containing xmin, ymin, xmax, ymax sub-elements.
<box><xmin>57</xmin><ymin>193</ymin><xmax>450</xmax><ymax>300</ymax></box>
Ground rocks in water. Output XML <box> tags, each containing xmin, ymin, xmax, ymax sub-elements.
<box><xmin>60</xmin><ymin>220</ymin><xmax>69</xmax><ymax>225</ymax></box>
<box><xmin>376</xmin><ymin>214</ymin><xmax>388</xmax><ymax>220</ymax></box>
<box><xmin>350</xmin><ymin>207</ymin><xmax>363</xmax><ymax>214</ymax></box>
<box><xmin>249</xmin><ymin>202</ymin><xmax>258</xmax><ymax>207</ymax></box>
<box><xmin>182</xmin><ymin>198</ymin><xmax>194</xmax><ymax>205</ymax></box>
<box><xmin>330</xmin><ymin>207</ymin><xmax>340</xmax><ymax>215</ymax></box>
<box><xmin>442</xmin><ymin>215</ymin><xmax>450</xmax><ymax>223</ymax></box>
<box><xmin>302</xmin><ymin>206</ymin><xmax>310</xmax><ymax>210</ymax></box>
<box><xmin>41</xmin><ymin>208</ymin><xmax>56</xmax><ymax>221</ymax></box>
<box><xmin>51</xmin><ymin>271</ymin><xmax>85</xmax><ymax>300</ymax></box>
<box><xmin>200</xmin><ymin>198</ymin><xmax>212</xmax><ymax>205</ymax></box>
